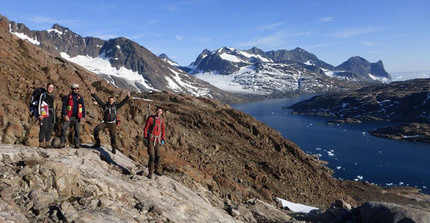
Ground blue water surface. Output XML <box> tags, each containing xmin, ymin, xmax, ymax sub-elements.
<box><xmin>232</xmin><ymin>96</ymin><xmax>430</xmax><ymax>194</ymax></box>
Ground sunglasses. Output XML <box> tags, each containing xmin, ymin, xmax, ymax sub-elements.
<box><xmin>72</xmin><ymin>88</ymin><xmax>79</xmax><ymax>90</ymax></box>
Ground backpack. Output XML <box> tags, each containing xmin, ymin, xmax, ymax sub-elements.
<box><xmin>148</xmin><ymin>115</ymin><xmax>163</xmax><ymax>135</ymax></box>
<box><xmin>29</xmin><ymin>88</ymin><xmax>46</xmax><ymax>118</ymax></box>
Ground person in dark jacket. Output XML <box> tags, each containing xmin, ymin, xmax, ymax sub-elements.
<box><xmin>143</xmin><ymin>107</ymin><xmax>166</xmax><ymax>179</ymax></box>
<box><xmin>38</xmin><ymin>83</ymin><xmax>55</xmax><ymax>148</ymax></box>
<box><xmin>91</xmin><ymin>90</ymin><xmax>130</xmax><ymax>154</ymax></box>
<box><xmin>58</xmin><ymin>84</ymin><xmax>85</xmax><ymax>148</ymax></box>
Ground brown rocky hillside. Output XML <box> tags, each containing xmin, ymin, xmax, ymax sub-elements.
<box><xmin>0</xmin><ymin>14</ymin><xmax>355</xmax><ymax>208</ymax></box>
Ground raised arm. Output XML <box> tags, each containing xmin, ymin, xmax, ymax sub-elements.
<box><xmin>91</xmin><ymin>93</ymin><xmax>105</xmax><ymax>108</ymax></box>
<box><xmin>116</xmin><ymin>93</ymin><xmax>130</xmax><ymax>109</ymax></box>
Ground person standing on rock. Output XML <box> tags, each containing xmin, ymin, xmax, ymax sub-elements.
<box><xmin>144</xmin><ymin>107</ymin><xmax>166</xmax><ymax>179</ymax></box>
<box><xmin>91</xmin><ymin>90</ymin><xmax>130</xmax><ymax>154</ymax></box>
<box><xmin>38</xmin><ymin>83</ymin><xmax>55</xmax><ymax>148</ymax></box>
<box><xmin>58</xmin><ymin>84</ymin><xmax>85</xmax><ymax>149</ymax></box>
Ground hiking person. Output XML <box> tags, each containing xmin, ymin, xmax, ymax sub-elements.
<box><xmin>37</xmin><ymin>83</ymin><xmax>55</xmax><ymax>148</ymax></box>
<box><xmin>144</xmin><ymin>107</ymin><xmax>166</xmax><ymax>179</ymax></box>
<box><xmin>91</xmin><ymin>90</ymin><xmax>130</xmax><ymax>154</ymax></box>
<box><xmin>58</xmin><ymin>84</ymin><xmax>85</xmax><ymax>148</ymax></box>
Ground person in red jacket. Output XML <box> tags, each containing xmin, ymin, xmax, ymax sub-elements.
<box><xmin>143</xmin><ymin>107</ymin><xmax>166</xmax><ymax>179</ymax></box>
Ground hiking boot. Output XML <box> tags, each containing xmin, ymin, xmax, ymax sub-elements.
<box><xmin>93</xmin><ymin>140</ymin><xmax>101</xmax><ymax>148</ymax></box>
<box><xmin>58</xmin><ymin>142</ymin><xmax>65</xmax><ymax>148</ymax></box>
<box><xmin>44</xmin><ymin>142</ymin><xmax>52</xmax><ymax>149</ymax></box>
<box><xmin>74</xmin><ymin>144</ymin><xmax>80</xmax><ymax>149</ymax></box>
<box><xmin>39</xmin><ymin>141</ymin><xmax>46</xmax><ymax>148</ymax></box>
<box><xmin>154</xmin><ymin>170</ymin><xmax>163</xmax><ymax>176</ymax></box>
<box><xmin>112</xmin><ymin>147</ymin><xmax>116</xmax><ymax>154</ymax></box>
<box><xmin>146</xmin><ymin>172</ymin><xmax>153</xmax><ymax>179</ymax></box>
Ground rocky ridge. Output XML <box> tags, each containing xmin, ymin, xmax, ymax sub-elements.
<box><xmin>6</xmin><ymin>17</ymin><xmax>240</xmax><ymax>103</ymax></box>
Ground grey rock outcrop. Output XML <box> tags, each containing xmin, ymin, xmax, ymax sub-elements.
<box><xmin>0</xmin><ymin>145</ymin><xmax>239</xmax><ymax>222</ymax></box>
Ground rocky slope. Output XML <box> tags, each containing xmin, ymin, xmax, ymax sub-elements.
<box><xmin>0</xmin><ymin>13</ymin><xmax>353</xmax><ymax>209</ymax></box>
<box><xmin>1</xmin><ymin>12</ymin><xmax>430</xmax><ymax>222</ymax></box>
<box><xmin>6</xmin><ymin>16</ymin><xmax>240</xmax><ymax>103</ymax></box>
<box><xmin>2</xmin><ymin>146</ymin><xmax>429</xmax><ymax>223</ymax></box>
<box><xmin>0</xmin><ymin>145</ymin><xmax>241</xmax><ymax>222</ymax></box>
<box><xmin>184</xmin><ymin>47</ymin><xmax>390</xmax><ymax>95</ymax></box>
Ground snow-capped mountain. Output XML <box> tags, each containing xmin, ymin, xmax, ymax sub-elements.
<box><xmin>335</xmin><ymin>56</ymin><xmax>390</xmax><ymax>82</ymax></box>
<box><xmin>159</xmin><ymin>53</ymin><xmax>180</xmax><ymax>67</ymax></box>
<box><xmin>7</xmin><ymin>21</ymin><xmax>239</xmax><ymax>102</ymax></box>
<box><xmin>186</xmin><ymin>47</ymin><xmax>390</xmax><ymax>95</ymax></box>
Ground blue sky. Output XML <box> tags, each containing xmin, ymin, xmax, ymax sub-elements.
<box><xmin>1</xmin><ymin>0</ymin><xmax>429</xmax><ymax>72</ymax></box>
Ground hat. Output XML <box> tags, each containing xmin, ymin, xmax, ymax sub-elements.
<box><xmin>71</xmin><ymin>84</ymin><xmax>79</xmax><ymax>89</ymax></box>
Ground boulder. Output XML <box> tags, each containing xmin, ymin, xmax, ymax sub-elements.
<box><xmin>358</xmin><ymin>202</ymin><xmax>430</xmax><ymax>223</ymax></box>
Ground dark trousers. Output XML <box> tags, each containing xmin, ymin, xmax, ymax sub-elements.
<box><xmin>60</xmin><ymin>117</ymin><xmax>80</xmax><ymax>145</ymax></box>
<box><xmin>39</xmin><ymin>115</ymin><xmax>54</xmax><ymax>143</ymax></box>
<box><xmin>147</xmin><ymin>140</ymin><xmax>161</xmax><ymax>173</ymax></box>
<box><xmin>94</xmin><ymin>122</ymin><xmax>117</xmax><ymax>148</ymax></box>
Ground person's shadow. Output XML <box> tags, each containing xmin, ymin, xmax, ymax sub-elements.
<box><xmin>81</xmin><ymin>144</ymin><xmax>131</xmax><ymax>175</ymax></box>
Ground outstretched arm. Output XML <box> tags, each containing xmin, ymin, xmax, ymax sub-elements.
<box><xmin>117</xmin><ymin>91</ymin><xmax>130</xmax><ymax>109</ymax></box>
<box><xmin>91</xmin><ymin>93</ymin><xmax>105</xmax><ymax>108</ymax></box>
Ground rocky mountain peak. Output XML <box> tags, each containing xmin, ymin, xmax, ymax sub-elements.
<box><xmin>51</xmin><ymin>23</ymin><xmax>70</xmax><ymax>32</ymax></box>
<box><xmin>245</xmin><ymin>47</ymin><xmax>266</xmax><ymax>56</ymax></box>
<box><xmin>159</xmin><ymin>53</ymin><xmax>180</xmax><ymax>67</ymax></box>
<box><xmin>336</xmin><ymin>56</ymin><xmax>390</xmax><ymax>81</ymax></box>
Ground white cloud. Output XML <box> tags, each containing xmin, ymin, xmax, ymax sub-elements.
<box><xmin>258</xmin><ymin>22</ymin><xmax>287</xmax><ymax>31</ymax></box>
<box><xmin>198</xmin><ymin>37</ymin><xmax>212</xmax><ymax>44</ymax></box>
<box><xmin>175</xmin><ymin>35</ymin><xmax>183</xmax><ymax>41</ymax></box>
<box><xmin>361</xmin><ymin>41</ymin><xmax>378</xmax><ymax>46</ymax></box>
<box><xmin>29</xmin><ymin>16</ymin><xmax>77</xmax><ymax>25</ymax></box>
<box><xmin>86</xmin><ymin>32</ymin><xmax>117</xmax><ymax>40</ymax></box>
<box><xmin>239</xmin><ymin>30</ymin><xmax>312</xmax><ymax>48</ymax></box>
<box><xmin>128</xmin><ymin>34</ymin><xmax>146</xmax><ymax>39</ymax></box>
<box><xmin>306</xmin><ymin>42</ymin><xmax>337</xmax><ymax>49</ymax></box>
<box><xmin>331</xmin><ymin>27</ymin><xmax>381</xmax><ymax>38</ymax></box>
<box><xmin>165</xmin><ymin>5</ymin><xmax>180</xmax><ymax>11</ymax></box>
<box><xmin>143</xmin><ymin>19</ymin><xmax>157</xmax><ymax>26</ymax></box>
<box><xmin>319</xmin><ymin>17</ymin><xmax>333</xmax><ymax>23</ymax></box>
<box><xmin>239</xmin><ymin>31</ymin><xmax>289</xmax><ymax>48</ymax></box>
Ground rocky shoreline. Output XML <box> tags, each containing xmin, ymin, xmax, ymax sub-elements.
<box><xmin>289</xmin><ymin>78</ymin><xmax>430</xmax><ymax>143</ymax></box>
<box><xmin>368</xmin><ymin>123</ymin><xmax>430</xmax><ymax>143</ymax></box>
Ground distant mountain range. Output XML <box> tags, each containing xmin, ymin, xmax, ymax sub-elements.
<box><xmin>390</xmin><ymin>71</ymin><xmax>430</xmax><ymax>81</ymax></box>
<box><xmin>7</xmin><ymin>16</ymin><xmax>391</xmax><ymax>99</ymax></box>
<box><xmin>162</xmin><ymin>47</ymin><xmax>391</xmax><ymax>95</ymax></box>
<box><xmin>7</xmin><ymin>21</ymin><xmax>239</xmax><ymax>102</ymax></box>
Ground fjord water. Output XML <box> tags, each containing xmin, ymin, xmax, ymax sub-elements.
<box><xmin>233</xmin><ymin>96</ymin><xmax>430</xmax><ymax>194</ymax></box>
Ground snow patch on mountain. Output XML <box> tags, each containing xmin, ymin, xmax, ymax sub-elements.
<box><xmin>168</xmin><ymin>68</ymin><xmax>211</xmax><ymax>97</ymax></box>
<box><xmin>219</xmin><ymin>53</ymin><xmax>243</xmax><ymax>63</ymax></box>
<box><xmin>195</xmin><ymin>69</ymin><xmax>257</xmax><ymax>94</ymax></box>
<box><xmin>276</xmin><ymin>198</ymin><xmax>319</xmax><ymax>213</ymax></box>
<box><xmin>60</xmin><ymin>52</ymin><xmax>156</xmax><ymax>92</ymax></box>
<box><xmin>47</xmin><ymin>28</ymin><xmax>63</xmax><ymax>35</ymax></box>
<box><xmin>239</xmin><ymin>51</ymin><xmax>272</xmax><ymax>62</ymax></box>
<box><xmin>9</xmin><ymin>28</ymin><xmax>40</xmax><ymax>45</ymax></box>
<box><xmin>369</xmin><ymin>73</ymin><xmax>390</xmax><ymax>83</ymax></box>
<box><xmin>162</xmin><ymin>58</ymin><xmax>180</xmax><ymax>67</ymax></box>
